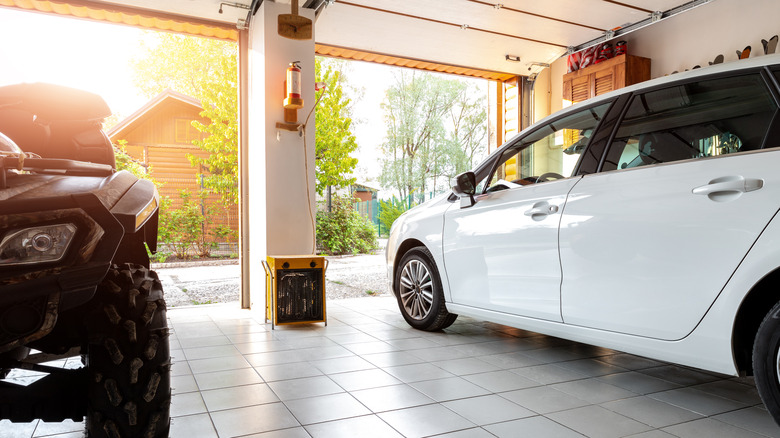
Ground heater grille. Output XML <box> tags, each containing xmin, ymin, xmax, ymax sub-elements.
<box><xmin>275</xmin><ymin>268</ymin><xmax>324</xmax><ymax>323</ymax></box>
<box><xmin>264</xmin><ymin>255</ymin><xmax>327</xmax><ymax>328</ymax></box>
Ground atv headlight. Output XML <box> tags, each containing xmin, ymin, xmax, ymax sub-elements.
<box><xmin>0</xmin><ymin>224</ymin><xmax>77</xmax><ymax>266</ymax></box>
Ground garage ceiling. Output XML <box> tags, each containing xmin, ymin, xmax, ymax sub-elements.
<box><xmin>2</xmin><ymin>0</ymin><xmax>709</xmax><ymax>78</ymax></box>
<box><xmin>314</xmin><ymin>0</ymin><xmax>696</xmax><ymax>76</ymax></box>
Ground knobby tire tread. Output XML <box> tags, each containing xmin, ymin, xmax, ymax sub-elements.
<box><xmin>86</xmin><ymin>263</ymin><xmax>171</xmax><ymax>438</ymax></box>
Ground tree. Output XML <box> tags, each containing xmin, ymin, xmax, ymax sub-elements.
<box><xmin>314</xmin><ymin>57</ymin><xmax>359</xmax><ymax>195</ymax></box>
<box><xmin>379</xmin><ymin>70</ymin><xmax>486</xmax><ymax>202</ymax></box>
<box><xmin>189</xmin><ymin>55</ymin><xmax>238</xmax><ymax>206</ymax></box>
<box><xmin>131</xmin><ymin>33</ymin><xmax>238</xmax><ymax>205</ymax></box>
<box><xmin>442</xmin><ymin>82</ymin><xmax>488</xmax><ymax>183</ymax></box>
<box><xmin>131</xmin><ymin>33</ymin><xmax>235</xmax><ymax>99</ymax></box>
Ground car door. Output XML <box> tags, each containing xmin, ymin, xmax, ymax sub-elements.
<box><xmin>559</xmin><ymin>71</ymin><xmax>780</xmax><ymax>340</ymax></box>
<box><xmin>442</xmin><ymin>103</ymin><xmax>610</xmax><ymax>322</ymax></box>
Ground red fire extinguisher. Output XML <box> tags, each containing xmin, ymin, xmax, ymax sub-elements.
<box><xmin>284</xmin><ymin>61</ymin><xmax>303</xmax><ymax>110</ymax></box>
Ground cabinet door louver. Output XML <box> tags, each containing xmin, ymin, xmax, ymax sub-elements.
<box><xmin>571</xmin><ymin>76</ymin><xmax>590</xmax><ymax>104</ymax></box>
<box><xmin>594</xmin><ymin>72</ymin><xmax>614</xmax><ymax>96</ymax></box>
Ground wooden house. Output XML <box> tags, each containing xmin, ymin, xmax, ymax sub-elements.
<box><xmin>107</xmin><ymin>89</ymin><xmax>238</xmax><ymax>247</ymax></box>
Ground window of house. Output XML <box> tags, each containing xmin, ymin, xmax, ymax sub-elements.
<box><xmin>175</xmin><ymin>119</ymin><xmax>202</xmax><ymax>144</ymax></box>
<box><xmin>602</xmin><ymin>74</ymin><xmax>778</xmax><ymax>172</ymax></box>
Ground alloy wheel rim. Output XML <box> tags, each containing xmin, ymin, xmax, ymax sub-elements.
<box><xmin>776</xmin><ymin>347</ymin><xmax>780</xmax><ymax>384</ymax></box>
<box><xmin>399</xmin><ymin>259</ymin><xmax>434</xmax><ymax>320</ymax></box>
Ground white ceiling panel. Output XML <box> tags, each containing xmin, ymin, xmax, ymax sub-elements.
<box><xmin>313</xmin><ymin>0</ymin><xmax>706</xmax><ymax>75</ymax></box>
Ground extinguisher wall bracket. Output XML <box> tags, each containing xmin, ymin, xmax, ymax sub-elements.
<box><xmin>276</xmin><ymin>122</ymin><xmax>301</xmax><ymax>132</ymax></box>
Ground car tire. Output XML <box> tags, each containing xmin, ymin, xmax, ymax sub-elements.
<box><xmin>753</xmin><ymin>301</ymin><xmax>780</xmax><ymax>426</ymax></box>
<box><xmin>85</xmin><ymin>263</ymin><xmax>171</xmax><ymax>438</ymax></box>
<box><xmin>395</xmin><ymin>247</ymin><xmax>457</xmax><ymax>331</ymax></box>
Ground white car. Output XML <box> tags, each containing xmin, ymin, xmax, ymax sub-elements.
<box><xmin>386</xmin><ymin>53</ymin><xmax>780</xmax><ymax>424</ymax></box>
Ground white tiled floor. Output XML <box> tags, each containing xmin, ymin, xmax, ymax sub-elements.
<box><xmin>3</xmin><ymin>296</ymin><xmax>780</xmax><ymax>437</ymax></box>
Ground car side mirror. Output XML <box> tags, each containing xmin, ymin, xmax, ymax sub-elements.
<box><xmin>452</xmin><ymin>171</ymin><xmax>477</xmax><ymax>208</ymax></box>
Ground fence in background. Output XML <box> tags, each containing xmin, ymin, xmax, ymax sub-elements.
<box><xmin>353</xmin><ymin>191</ymin><xmax>444</xmax><ymax>236</ymax></box>
<box><xmin>156</xmin><ymin>176</ymin><xmax>238</xmax><ymax>257</ymax></box>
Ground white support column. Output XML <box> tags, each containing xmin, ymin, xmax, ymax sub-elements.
<box><xmin>246</xmin><ymin>1</ymin><xmax>316</xmax><ymax>312</ymax></box>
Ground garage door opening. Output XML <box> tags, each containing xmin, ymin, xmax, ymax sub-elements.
<box><xmin>0</xmin><ymin>7</ymin><xmax>242</xmax><ymax>306</ymax></box>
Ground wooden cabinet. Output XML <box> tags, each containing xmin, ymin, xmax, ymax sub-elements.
<box><xmin>563</xmin><ymin>54</ymin><xmax>651</xmax><ymax>104</ymax></box>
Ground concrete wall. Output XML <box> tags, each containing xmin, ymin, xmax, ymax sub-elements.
<box><xmin>540</xmin><ymin>0</ymin><xmax>780</xmax><ymax>118</ymax></box>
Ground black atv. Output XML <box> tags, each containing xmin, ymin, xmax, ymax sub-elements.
<box><xmin>0</xmin><ymin>83</ymin><xmax>170</xmax><ymax>437</ymax></box>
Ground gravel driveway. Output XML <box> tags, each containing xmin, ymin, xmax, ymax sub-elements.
<box><xmin>155</xmin><ymin>245</ymin><xmax>391</xmax><ymax>307</ymax></box>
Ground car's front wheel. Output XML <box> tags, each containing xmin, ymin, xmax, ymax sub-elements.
<box><xmin>395</xmin><ymin>246</ymin><xmax>457</xmax><ymax>331</ymax></box>
<box><xmin>753</xmin><ymin>301</ymin><xmax>780</xmax><ymax>426</ymax></box>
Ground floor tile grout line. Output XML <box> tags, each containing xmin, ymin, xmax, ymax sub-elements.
<box><xmin>160</xmin><ymin>301</ymin><xmax>780</xmax><ymax>438</ymax></box>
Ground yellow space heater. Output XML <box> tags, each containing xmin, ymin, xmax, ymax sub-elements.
<box><xmin>262</xmin><ymin>255</ymin><xmax>327</xmax><ymax>329</ymax></box>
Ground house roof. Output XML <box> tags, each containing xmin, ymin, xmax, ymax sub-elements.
<box><xmin>107</xmin><ymin>89</ymin><xmax>203</xmax><ymax>141</ymax></box>
<box><xmin>352</xmin><ymin>183</ymin><xmax>379</xmax><ymax>193</ymax></box>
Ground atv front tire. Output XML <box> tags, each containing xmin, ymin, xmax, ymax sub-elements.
<box><xmin>86</xmin><ymin>264</ymin><xmax>171</xmax><ymax>438</ymax></box>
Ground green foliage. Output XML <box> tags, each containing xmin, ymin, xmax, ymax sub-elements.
<box><xmin>316</xmin><ymin>195</ymin><xmax>377</xmax><ymax>255</ymax></box>
<box><xmin>158</xmin><ymin>190</ymin><xmax>205</xmax><ymax>258</ymax></box>
<box><xmin>212</xmin><ymin>224</ymin><xmax>238</xmax><ymax>243</ymax></box>
<box><xmin>189</xmin><ymin>54</ymin><xmax>239</xmax><ymax>206</ymax></box>
<box><xmin>379</xmin><ymin>70</ymin><xmax>487</xmax><ymax>202</ymax></box>
<box><xmin>314</xmin><ymin>57</ymin><xmax>359</xmax><ymax>195</ymax></box>
<box><xmin>353</xmin><ymin>214</ymin><xmax>379</xmax><ymax>254</ymax></box>
<box><xmin>157</xmin><ymin>190</ymin><xmax>217</xmax><ymax>258</ymax></box>
<box><xmin>132</xmin><ymin>32</ymin><xmax>238</xmax><ymax>206</ymax></box>
<box><xmin>147</xmin><ymin>247</ymin><xmax>170</xmax><ymax>264</ymax></box>
<box><xmin>131</xmin><ymin>33</ymin><xmax>236</xmax><ymax>99</ymax></box>
<box><xmin>378</xmin><ymin>197</ymin><xmax>410</xmax><ymax>232</ymax></box>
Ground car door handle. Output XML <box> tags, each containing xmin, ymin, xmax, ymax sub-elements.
<box><xmin>692</xmin><ymin>176</ymin><xmax>763</xmax><ymax>202</ymax></box>
<box><xmin>524</xmin><ymin>203</ymin><xmax>558</xmax><ymax>220</ymax></box>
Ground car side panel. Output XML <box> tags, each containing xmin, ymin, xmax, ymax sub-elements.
<box><xmin>559</xmin><ymin>150</ymin><xmax>780</xmax><ymax>340</ymax></box>
<box><xmin>447</xmin><ymin>203</ymin><xmax>780</xmax><ymax>376</ymax></box>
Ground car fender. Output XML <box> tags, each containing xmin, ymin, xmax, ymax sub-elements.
<box><xmin>386</xmin><ymin>195</ymin><xmax>456</xmax><ymax>300</ymax></box>
<box><xmin>687</xmin><ymin>206</ymin><xmax>780</xmax><ymax>374</ymax></box>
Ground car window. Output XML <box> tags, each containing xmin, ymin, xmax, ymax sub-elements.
<box><xmin>483</xmin><ymin>103</ymin><xmax>610</xmax><ymax>193</ymax></box>
<box><xmin>602</xmin><ymin>74</ymin><xmax>778</xmax><ymax>172</ymax></box>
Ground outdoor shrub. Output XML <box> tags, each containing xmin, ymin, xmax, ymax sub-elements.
<box><xmin>353</xmin><ymin>215</ymin><xmax>378</xmax><ymax>254</ymax></box>
<box><xmin>379</xmin><ymin>197</ymin><xmax>409</xmax><ymax>233</ymax></box>
<box><xmin>158</xmin><ymin>190</ymin><xmax>208</xmax><ymax>258</ymax></box>
<box><xmin>212</xmin><ymin>224</ymin><xmax>237</xmax><ymax>243</ymax></box>
<box><xmin>316</xmin><ymin>195</ymin><xmax>377</xmax><ymax>255</ymax></box>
